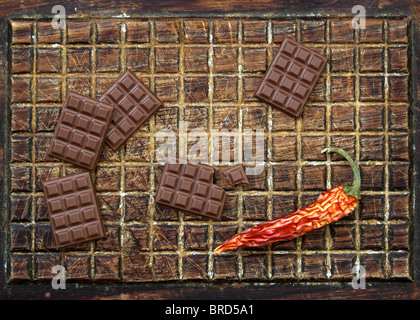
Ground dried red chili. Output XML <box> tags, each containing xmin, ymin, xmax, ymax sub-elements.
<box><xmin>213</xmin><ymin>147</ymin><xmax>361</xmax><ymax>254</ymax></box>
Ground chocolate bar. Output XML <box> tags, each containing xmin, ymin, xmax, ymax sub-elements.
<box><xmin>220</xmin><ymin>164</ymin><xmax>249</xmax><ymax>186</ymax></box>
<box><xmin>47</xmin><ymin>91</ymin><xmax>114</xmax><ymax>170</ymax></box>
<box><xmin>255</xmin><ymin>38</ymin><xmax>327</xmax><ymax>118</ymax></box>
<box><xmin>156</xmin><ymin>157</ymin><xmax>227</xmax><ymax>220</ymax></box>
<box><xmin>42</xmin><ymin>172</ymin><xmax>105</xmax><ymax>247</ymax></box>
<box><xmin>99</xmin><ymin>69</ymin><xmax>163</xmax><ymax>150</ymax></box>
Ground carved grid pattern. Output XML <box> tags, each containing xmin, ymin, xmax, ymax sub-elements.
<box><xmin>8</xmin><ymin>17</ymin><xmax>412</xmax><ymax>282</ymax></box>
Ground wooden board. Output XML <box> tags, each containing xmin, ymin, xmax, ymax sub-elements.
<box><xmin>0</xmin><ymin>0</ymin><xmax>419</xmax><ymax>300</ymax></box>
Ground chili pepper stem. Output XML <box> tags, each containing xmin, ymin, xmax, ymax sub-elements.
<box><xmin>213</xmin><ymin>147</ymin><xmax>361</xmax><ymax>255</ymax></box>
<box><xmin>321</xmin><ymin>147</ymin><xmax>361</xmax><ymax>200</ymax></box>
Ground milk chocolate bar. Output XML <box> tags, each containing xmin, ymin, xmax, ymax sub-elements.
<box><xmin>156</xmin><ymin>157</ymin><xmax>227</xmax><ymax>220</ymax></box>
<box><xmin>220</xmin><ymin>164</ymin><xmax>249</xmax><ymax>186</ymax></box>
<box><xmin>255</xmin><ymin>38</ymin><xmax>327</xmax><ymax>118</ymax></box>
<box><xmin>47</xmin><ymin>91</ymin><xmax>114</xmax><ymax>170</ymax></box>
<box><xmin>99</xmin><ymin>70</ymin><xmax>163</xmax><ymax>150</ymax></box>
<box><xmin>42</xmin><ymin>172</ymin><xmax>105</xmax><ymax>247</ymax></box>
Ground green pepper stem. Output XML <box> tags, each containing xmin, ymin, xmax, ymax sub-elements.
<box><xmin>321</xmin><ymin>147</ymin><xmax>361</xmax><ymax>200</ymax></box>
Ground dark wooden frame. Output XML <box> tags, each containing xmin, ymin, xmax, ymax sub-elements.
<box><xmin>0</xmin><ymin>0</ymin><xmax>418</xmax><ymax>299</ymax></box>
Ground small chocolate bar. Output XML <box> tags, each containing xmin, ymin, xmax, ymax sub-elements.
<box><xmin>99</xmin><ymin>69</ymin><xmax>163</xmax><ymax>150</ymax></box>
<box><xmin>42</xmin><ymin>172</ymin><xmax>105</xmax><ymax>248</ymax></box>
<box><xmin>47</xmin><ymin>91</ymin><xmax>114</xmax><ymax>170</ymax></box>
<box><xmin>156</xmin><ymin>157</ymin><xmax>227</xmax><ymax>220</ymax></box>
<box><xmin>255</xmin><ymin>38</ymin><xmax>327</xmax><ymax>118</ymax></box>
<box><xmin>220</xmin><ymin>164</ymin><xmax>249</xmax><ymax>186</ymax></box>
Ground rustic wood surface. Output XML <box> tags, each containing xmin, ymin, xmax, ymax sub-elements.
<box><xmin>0</xmin><ymin>0</ymin><xmax>419</xmax><ymax>299</ymax></box>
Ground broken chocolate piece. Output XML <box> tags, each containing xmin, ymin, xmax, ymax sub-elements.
<box><xmin>221</xmin><ymin>164</ymin><xmax>249</xmax><ymax>186</ymax></box>
<box><xmin>42</xmin><ymin>172</ymin><xmax>105</xmax><ymax>248</ymax></box>
<box><xmin>47</xmin><ymin>91</ymin><xmax>114</xmax><ymax>170</ymax></box>
<box><xmin>255</xmin><ymin>37</ymin><xmax>327</xmax><ymax>118</ymax></box>
<box><xmin>99</xmin><ymin>69</ymin><xmax>163</xmax><ymax>150</ymax></box>
<box><xmin>156</xmin><ymin>157</ymin><xmax>227</xmax><ymax>220</ymax></box>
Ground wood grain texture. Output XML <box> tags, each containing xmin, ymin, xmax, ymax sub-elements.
<box><xmin>0</xmin><ymin>0</ymin><xmax>419</xmax><ymax>300</ymax></box>
<box><xmin>4</xmin><ymin>15</ymin><xmax>412</xmax><ymax>281</ymax></box>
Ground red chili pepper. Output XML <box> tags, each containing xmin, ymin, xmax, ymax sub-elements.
<box><xmin>213</xmin><ymin>147</ymin><xmax>361</xmax><ymax>255</ymax></box>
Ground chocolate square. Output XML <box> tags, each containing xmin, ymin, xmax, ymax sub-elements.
<box><xmin>42</xmin><ymin>172</ymin><xmax>105</xmax><ymax>247</ymax></box>
<box><xmin>220</xmin><ymin>164</ymin><xmax>249</xmax><ymax>186</ymax></box>
<box><xmin>47</xmin><ymin>92</ymin><xmax>114</xmax><ymax>170</ymax></box>
<box><xmin>255</xmin><ymin>38</ymin><xmax>327</xmax><ymax>118</ymax></box>
<box><xmin>99</xmin><ymin>70</ymin><xmax>163</xmax><ymax>150</ymax></box>
<box><xmin>156</xmin><ymin>157</ymin><xmax>227</xmax><ymax>220</ymax></box>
